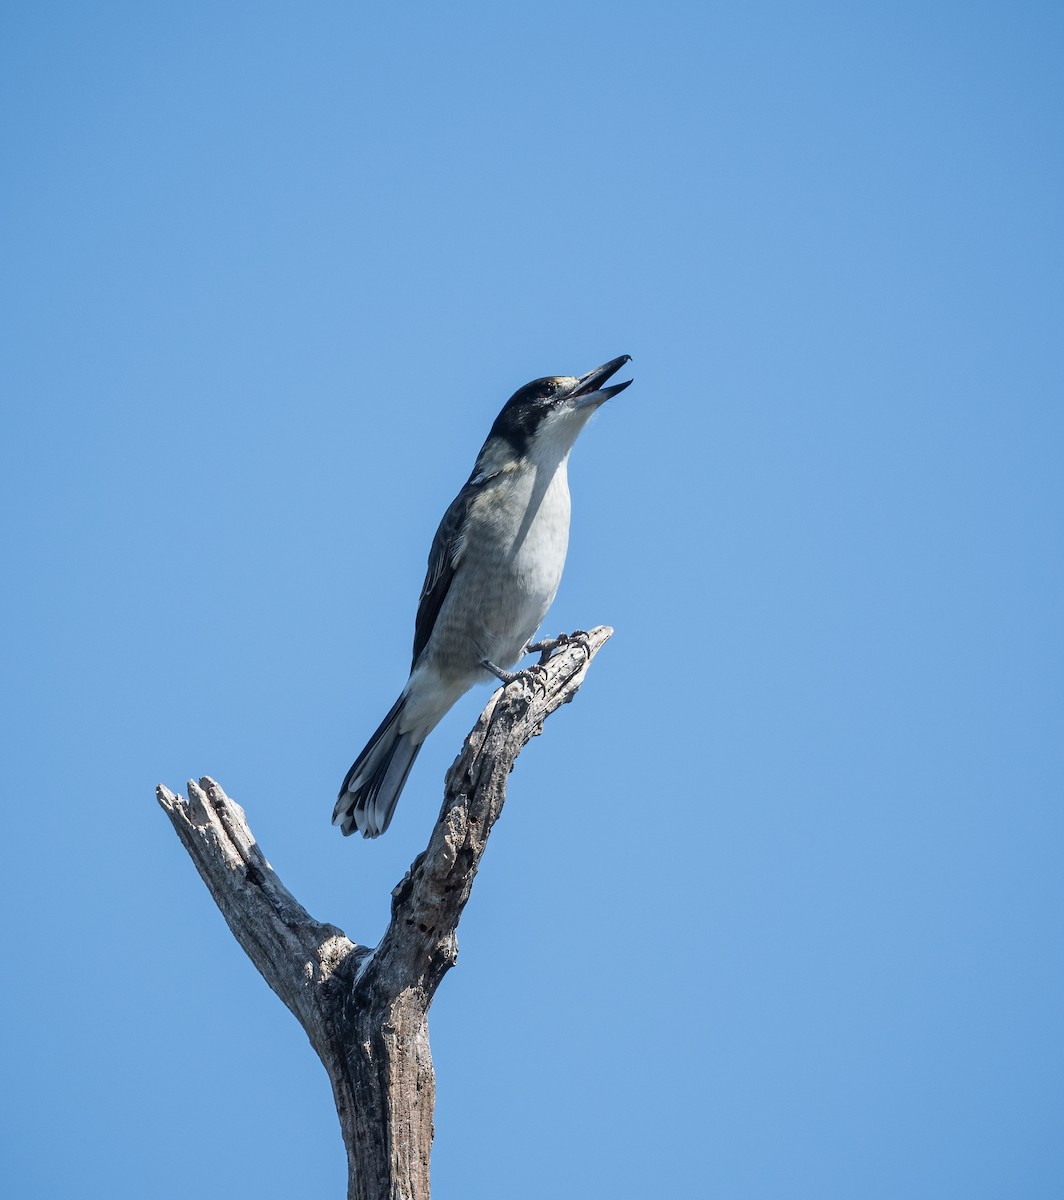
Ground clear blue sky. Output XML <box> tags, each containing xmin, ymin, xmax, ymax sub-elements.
<box><xmin>3</xmin><ymin>3</ymin><xmax>1062</xmax><ymax>1197</ymax></box>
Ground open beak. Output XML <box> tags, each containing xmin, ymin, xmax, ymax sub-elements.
<box><xmin>570</xmin><ymin>354</ymin><xmax>633</xmax><ymax>407</ymax></box>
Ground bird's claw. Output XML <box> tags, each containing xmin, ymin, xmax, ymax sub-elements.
<box><xmin>527</xmin><ymin>631</ymin><xmax>586</xmax><ymax>665</ymax></box>
<box><xmin>483</xmin><ymin>631</ymin><xmax>590</xmax><ymax>695</ymax></box>
<box><xmin>480</xmin><ymin>659</ymin><xmax>523</xmax><ymax>685</ymax></box>
<box><xmin>480</xmin><ymin>655</ymin><xmax>548</xmax><ymax>700</ymax></box>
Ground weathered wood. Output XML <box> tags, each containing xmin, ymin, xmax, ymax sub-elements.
<box><xmin>157</xmin><ymin>626</ymin><xmax>612</xmax><ymax>1200</ymax></box>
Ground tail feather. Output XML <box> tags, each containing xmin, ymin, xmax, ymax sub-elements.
<box><xmin>333</xmin><ymin>694</ymin><xmax>422</xmax><ymax>838</ymax></box>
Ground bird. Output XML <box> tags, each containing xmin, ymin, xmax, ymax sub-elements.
<box><xmin>333</xmin><ymin>354</ymin><xmax>633</xmax><ymax>838</ymax></box>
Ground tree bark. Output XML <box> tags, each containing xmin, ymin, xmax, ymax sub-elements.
<box><xmin>157</xmin><ymin>625</ymin><xmax>612</xmax><ymax>1200</ymax></box>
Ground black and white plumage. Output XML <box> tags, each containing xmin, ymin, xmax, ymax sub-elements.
<box><xmin>333</xmin><ymin>355</ymin><xmax>633</xmax><ymax>838</ymax></box>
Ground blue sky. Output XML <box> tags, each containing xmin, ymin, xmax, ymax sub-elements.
<box><xmin>2</xmin><ymin>3</ymin><xmax>1062</xmax><ymax>1197</ymax></box>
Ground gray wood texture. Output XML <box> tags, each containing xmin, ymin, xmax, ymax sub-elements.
<box><xmin>157</xmin><ymin>626</ymin><xmax>612</xmax><ymax>1200</ymax></box>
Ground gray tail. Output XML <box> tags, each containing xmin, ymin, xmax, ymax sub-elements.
<box><xmin>333</xmin><ymin>694</ymin><xmax>422</xmax><ymax>838</ymax></box>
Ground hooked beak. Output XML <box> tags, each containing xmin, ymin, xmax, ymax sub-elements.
<box><xmin>569</xmin><ymin>354</ymin><xmax>633</xmax><ymax>407</ymax></box>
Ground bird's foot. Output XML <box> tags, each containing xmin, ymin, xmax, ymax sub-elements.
<box><xmin>482</xmin><ymin>632</ymin><xmax>589</xmax><ymax>691</ymax></box>
<box><xmin>480</xmin><ymin>658</ymin><xmax>523</xmax><ymax>685</ymax></box>
<box><xmin>527</xmin><ymin>631</ymin><xmax>587</xmax><ymax>665</ymax></box>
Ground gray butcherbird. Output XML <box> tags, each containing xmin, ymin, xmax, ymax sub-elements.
<box><xmin>334</xmin><ymin>354</ymin><xmax>633</xmax><ymax>838</ymax></box>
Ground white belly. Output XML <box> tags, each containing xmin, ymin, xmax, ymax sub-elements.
<box><xmin>499</xmin><ymin>469</ymin><xmax>570</xmax><ymax>657</ymax></box>
<box><xmin>424</xmin><ymin>460</ymin><xmax>572</xmax><ymax>684</ymax></box>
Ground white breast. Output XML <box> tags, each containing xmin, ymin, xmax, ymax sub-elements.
<box><xmin>509</xmin><ymin>460</ymin><xmax>571</xmax><ymax>622</ymax></box>
<box><xmin>443</xmin><ymin>456</ymin><xmax>572</xmax><ymax>673</ymax></box>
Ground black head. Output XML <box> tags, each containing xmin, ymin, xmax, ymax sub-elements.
<box><xmin>485</xmin><ymin>355</ymin><xmax>633</xmax><ymax>457</ymax></box>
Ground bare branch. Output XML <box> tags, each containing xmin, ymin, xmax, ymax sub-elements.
<box><xmin>156</xmin><ymin>778</ymin><xmax>364</xmax><ymax>1029</ymax></box>
<box><xmin>156</xmin><ymin>625</ymin><xmax>613</xmax><ymax>1200</ymax></box>
<box><xmin>373</xmin><ymin>625</ymin><xmax>613</xmax><ymax>996</ymax></box>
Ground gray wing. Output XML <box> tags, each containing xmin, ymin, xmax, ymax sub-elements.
<box><xmin>411</xmin><ymin>471</ymin><xmax>495</xmax><ymax>669</ymax></box>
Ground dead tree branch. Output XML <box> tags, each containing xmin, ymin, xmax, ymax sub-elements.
<box><xmin>157</xmin><ymin>625</ymin><xmax>612</xmax><ymax>1200</ymax></box>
